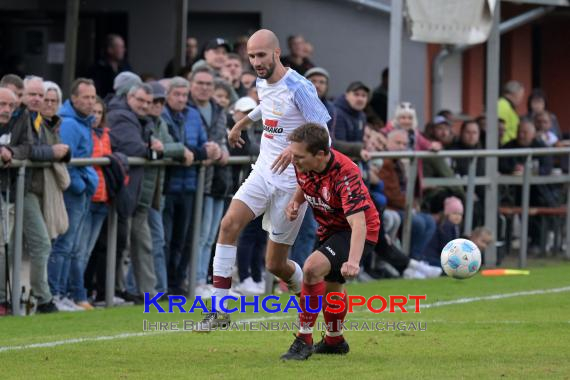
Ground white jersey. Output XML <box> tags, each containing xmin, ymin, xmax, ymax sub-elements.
<box><xmin>247</xmin><ymin>68</ymin><xmax>331</xmax><ymax>190</ymax></box>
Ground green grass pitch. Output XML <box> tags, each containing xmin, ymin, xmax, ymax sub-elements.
<box><xmin>1</xmin><ymin>262</ymin><xmax>569</xmax><ymax>379</ymax></box>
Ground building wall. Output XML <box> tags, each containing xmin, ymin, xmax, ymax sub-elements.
<box><xmin>0</xmin><ymin>0</ymin><xmax>427</xmax><ymax>121</ymax></box>
<box><xmin>501</xmin><ymin>24</ymin><xmax>533</xmax><ymax>116</ymax></box>
<box><xmin>186</xmin><ymin>0</ymin><xmax>427</xmax><ymax>122</ymax></box>
<box><xmin>462</xmin><ymin>44</ymin><xmax>485</xmax><ymax>119</ymax></box>
<box><xmin>540</xmin><ymin>14</ymin><xmax>570</xmax><ymax>134</ymax></box>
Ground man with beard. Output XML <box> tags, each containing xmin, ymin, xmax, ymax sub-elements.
<box><xmin>194</xmin><ymin>29</ymin><xmax>330</xmax><ymax>331</ymax></box>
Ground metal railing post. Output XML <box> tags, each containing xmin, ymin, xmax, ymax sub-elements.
<box><xmin>105</xmin><ymin>203</ymin><xmax>118</xmax><ymax>307</ymax></box>
<box><xmin>11</xmin><ymin>166</ymin><xmax>25</xmax><ymax>316</ymax></box>
<box><xmin>464</xmin><ymin>157</ymin><xmax>477</xmax><ymax>236</ymax></box>
<box><xmin>520</xmin><ymin>155</ymin><xmax>532</xmax><ymax>268</ymax></box>
<box><xmin>484</xmin><ymin>1</ymin><xmax>501</xmax><ymax>267</ymax></box>
<box><xmin>188</xmin><ymin>165</ymin><xmax>206</xmax><ymax>300</ymax></box>
<box><xmin>402</xmin><ymin>158</ymin><xmax>417</xmax><ymax>255</ymax></box>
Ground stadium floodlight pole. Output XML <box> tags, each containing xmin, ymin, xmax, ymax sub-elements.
<box><xmin>62</xmin><ymin>0</ymin><xmax>80</xmax><ymax>98</ymax></box>
<box><xmin>484</xmin><ymin>0</ymin><xmax>500</xmax><ymax>267</ymax></box>
<box><xmin>387</xmin><ymin>0</ymin><xmax>403</xmax><ymax>121</ymax></box>
<box><xmin>173</xmin><ymin>0</ymin><xmax>188</xmax><ymax>75</ymax></box>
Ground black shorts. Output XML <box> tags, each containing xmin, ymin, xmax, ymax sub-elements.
<box><xmin>317</xmin><ymin>230</ymin><xmax>375</xmax><ymax>284</ymax></box>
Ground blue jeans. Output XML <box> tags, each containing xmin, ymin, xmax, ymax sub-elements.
<box><xmin>48</xmin><ymin>191</ymin><xmax>90</xmax><ymax>297</ymax></box>
<box><xmin>163</xmin><ymin>192</ymin><xmax>195</xmax><ymax>290</ymax></box>
<box><xmin>70</xmin><ymin>202</ymin><xmax>108</xmax><ymax>302</ymax></box>
<box><xmin>398</xmin><ymin>211</ymin><xmax>436</xmax><ymax>259</ymax></box>
<box><xmin>196</xmin><ymin>196</ymin><xmax>225</xmax><ymax>285</ymax></box>
<box><xmin>290</xmin><ymin>207</ymin><xmax>317</xmax><ymax>267</ymax></box>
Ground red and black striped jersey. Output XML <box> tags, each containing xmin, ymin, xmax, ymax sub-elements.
<box><xmin>296</xmin><ymin>149</ymin><xmax>380</xmax><ymax>244</ymax></box>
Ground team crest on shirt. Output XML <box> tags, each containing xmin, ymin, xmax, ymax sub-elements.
<box><xmin>321</xmin><ymin>186</ymin><xmax>330</xmax><ymax>202</ymax></box>
<box><xmin>272</xmin><ymin>100</ymin><xmax>284</xmax><ymax>116</ymax></box>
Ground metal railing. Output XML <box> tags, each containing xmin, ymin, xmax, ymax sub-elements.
<box><xmin>3</xmin><ymin>146</ymin><xmax>570</xmax><ymax>316</ymax></box>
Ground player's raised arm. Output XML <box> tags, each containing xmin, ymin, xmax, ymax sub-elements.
<box><xmin>341</xmin><ymin>211</ymin><xmax>367</xmax><ymax>279</ymax></box>
<box><xmin>285</xmin><ymin>185</ymin><xmax>306</xmax><ymax>221</ymax></box>
<box><xmin>228</xmin><ymin>105</ymin><xmax>260</xmax><ymax>148</ymax></box>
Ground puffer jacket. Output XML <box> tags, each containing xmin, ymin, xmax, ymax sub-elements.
<box><xmin>58</xmin><ymin>100</ymin><xmax>98</xmax><ymax>196</ymax></box>
<box><xmin>161</xmin><ymin>104</ymin><xmax>208</xmax><ymax>194</ymax></box>
<box><xmin>188</xmin><ymin>98</ymin><xmax>231</xmax><ymax>198</ymax></box>
<box><xmin>91</xmin><ymin>127</ymin><xmax>112</xmax><ymax>203</ymax></box>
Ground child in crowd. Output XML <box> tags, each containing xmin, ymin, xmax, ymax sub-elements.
<box><xmin>421</xmin><ymin>196</ymin><xmax>463</xmax><ymax>268</ymax></box>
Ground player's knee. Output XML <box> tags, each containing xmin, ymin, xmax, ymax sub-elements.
<box><xmin>266</xmin><ymin>257</ymin><xmax>286</xmax><ymax>276</ymax></box>
<box><xmin>219</xmin><ymin>214</ymin><xmax>240</xmax><ymax>238</ymax></box>
<box><xmin>303</xmin><ymin>262</ymin><xmax>322</xmax><ymax>284</ymax></box>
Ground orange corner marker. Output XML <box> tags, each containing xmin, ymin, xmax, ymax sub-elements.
<box><xmin>480</xmin><ymin>269</ymin><xmax>530</xmax><ymax>276</ymax></box>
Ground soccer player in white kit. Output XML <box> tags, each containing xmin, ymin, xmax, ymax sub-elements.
<box><xmin>195</xmin><ymin>29</ymin><xmax>330</xmax><ymax>331</ymax></box>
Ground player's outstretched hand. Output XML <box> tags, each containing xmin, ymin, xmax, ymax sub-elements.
<box><xmin>228</xmin><ymin>127</ymin><xmax>245</xmax><ymax>148</ymax></box>
<box><xmin>341</xmin><ymin>261</ymin><xmax>360</xmax><ymax>280</ymax></box>
<box><xmin>285</xmin><ymin>200</ymin><xmax>300</xmax><ymax>221</ymax></box>
<box><xmin>271</xmin><ymin>145</ymin><xmax>293</xmax><ymax>174</ymax></box>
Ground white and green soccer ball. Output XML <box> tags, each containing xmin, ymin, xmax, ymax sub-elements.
<box><xmin>440</xmin><ymin>238</ymin><xmax>481</xmax><ymax>279</ymax></box>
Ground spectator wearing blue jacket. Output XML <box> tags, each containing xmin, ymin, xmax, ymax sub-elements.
<box><xmin>161</xmin><ymin>77</ymin><xmax>220</xmax><ymax>294</ymax></box>
<box><xmin>50</xmin><ymin>78</ymin><xmax>99</xmax><ymax>309</ymax></box>
<box><xmin>331</xmin><ymin>81</ymin><xmax>371</xmax><ymax>162</ymax></box>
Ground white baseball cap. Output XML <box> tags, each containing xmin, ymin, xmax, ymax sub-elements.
<box><xmin>234</xmin><ymin>97</ymin><xmax>257</xmax><ymax>113</ymax></box>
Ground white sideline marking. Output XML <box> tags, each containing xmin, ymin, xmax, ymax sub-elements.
<box><xmin>0</xmin><ymin>315</ymin><xmax>287</xmax><ymax>353</ymax></box>
<box><xmin>1</xmin><ymin>286</ymin><xmax>569</xmax><ymax>353</ymax></box>
<box><xmin>414</xmin><ymin>285</ymin><xmax>570</xmax><ymax>310</ymax></box>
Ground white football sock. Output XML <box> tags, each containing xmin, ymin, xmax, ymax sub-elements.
<box><xmin>212</xmin><ymin>244</ymin><xmax>237</xmax><ymax>311</ymax></box>
<box><xmin>286</xmin><ymin>260</ymin><xmax>303</xmax><ymax>294</ymax></box>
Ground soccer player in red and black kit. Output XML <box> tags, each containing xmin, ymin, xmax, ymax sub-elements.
<box><xmin>281</xmin><ymin>123</ymin><xmax>380</xmax><ymax>360</ymax></box>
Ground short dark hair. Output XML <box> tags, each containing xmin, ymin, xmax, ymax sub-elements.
<box><xmin>94</xmin><ymin>96</ymin><xmax>107</xmax><ymax>128</ymax></box>
<box><xmin>287</xmin><ymin>34</ymin><xmax>303</xmax><ymax>48</ymax></box>
<box><xmin>70</xmin><ymin>78</ymin><xmax>95</xmax><ymax>96</ymax></box>
<box><xmin>106</xmin><ymin>34</ymin><xmax>123</xmax><ymax>50</ymax></box>
<box><xmin>460</xmin><ymin>119</ymin><xmax>480</xmax><ymax>136</ymax></box>
<box><xmin>189</xmin><ymin>65</ymin><xmax>214</xmax><ymax>82</ymax></box>
<box><xmin>227</xmin><ymin>52</ymin><xmax>241</xmax><ymax>62</ymax></box>
<box><xmin>288</xmin><ymin>123</ymin><xmax>330</xmax><ymax>155</ymax></box>
<box><xmin>0</xmin><ymin>74</ymin><xmax>24</xmax><ymax>90</ymax></box>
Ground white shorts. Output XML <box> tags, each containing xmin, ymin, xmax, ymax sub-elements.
<box><xmin>234</xmin><ymin>168</ymin><xmax>307</xmax><ymax>245</ymax></box>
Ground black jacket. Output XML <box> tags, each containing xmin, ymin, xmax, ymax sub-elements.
<box><xmin>102</xmin><ymin>152</ymin><xmax>131</xmax><ymax>218</ymax></box>
<box><xmin>107</xmin><ymin>97</ymin><xmax>153</xmax><ymax>216</ymax></box>
<box><xmin>0</xmin><ymin>106</ymin><xmax>32</xmax><ymax>199</ymax></box>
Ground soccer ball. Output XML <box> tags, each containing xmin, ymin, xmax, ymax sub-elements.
<box><xmin>440</xmin><ymin>238</ymin><xmax>481</xmax><ymax>279</ymax></box>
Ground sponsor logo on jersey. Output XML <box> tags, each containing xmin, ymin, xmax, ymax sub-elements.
<box><xmin>305</xmin><ymin>194</ymin><xmax>333</xmax><ymax>212</ymax></box>
<box><xmin>263</xmin><ymin>118</ymin><xmax>283</xmax><ymax>139</ymax></box>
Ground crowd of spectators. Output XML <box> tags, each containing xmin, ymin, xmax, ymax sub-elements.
<box><xmin>0</xmin><ymin>32</ymin><xmax>562</xmax><ymax>315</ymax></box>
